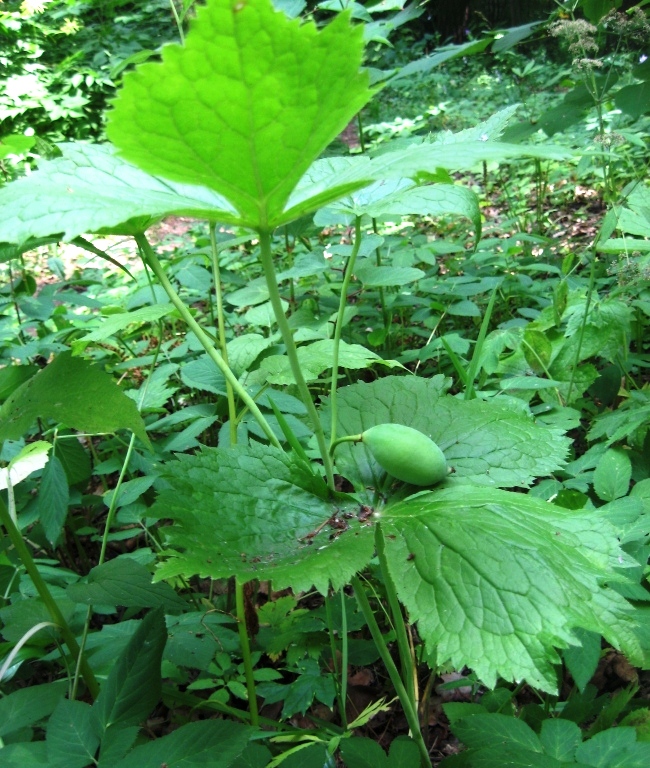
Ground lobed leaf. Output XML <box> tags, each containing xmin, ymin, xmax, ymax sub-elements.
<box><xmin>381</xmin><ymin>487</ymin><xmax>641</xmax><ymax>692</ymax></box>
<box><xmin>107</xmin><ymin>0</ymin><xmax>374</xmax><ymax>228</ymax></box>
<box><xmin>151</xmin><ymin>443</ymin><xmax>375</xmax><ymax>593</ymax></box>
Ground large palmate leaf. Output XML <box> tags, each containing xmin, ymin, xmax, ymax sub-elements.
<box><xmin>380</xmin><ymin>487</ymin><xmax>641</xmax><ymax>692</ymax></box>
<box><xmin>0</xmin><ymin>143</ymin><xmax>239</xmax><ymax>244</ymax></box>
<box><xmin>322</xmin><ymin>376</ymin><xmax>570</xmax><ymax>491</ymax></box>
<box><xmin>107</xmin><ymin>0</ymin><xmax>374</xmax><ymax>228</ymax></box>
<box><xmin>151</xmin><ymin>443</ymin><xmax>375</xmax><ymax>593</ymax></box>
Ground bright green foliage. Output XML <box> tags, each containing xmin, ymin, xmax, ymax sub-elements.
<box><xmin>151</xmin><ymin>443</ymin><xmax>375</xmax><ymax>594</ymax></box>
<box><xmin>0</xmin><ymin>143</ymin><xmax>239</xmax><ymax>243</ymax></box>
<box><xmin>107</xmin><ymin>0</ymin><xmax>374</xmax><ymax>229</ymax></box>
<box><xmin>323</xmin><ymin>376</ymin><xmax>570</xmax><ymax>493</ymax></box>
<box><xmin>382</xmin><ymin>486</ymin><xmax>640</xmax><ymax>691</ymax></box>
<box><xmin>0</xmin><ymin>352</ymin><xmax>150</xmax><ymax>448</ymax></box>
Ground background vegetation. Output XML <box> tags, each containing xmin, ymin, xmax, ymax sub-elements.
<box><xmin>1</xmin><ymin>0</ymin><xmax>649</xmax><ymax>766</ymax></box>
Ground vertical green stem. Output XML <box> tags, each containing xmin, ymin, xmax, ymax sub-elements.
<box><xmin>329</xmin><ymin>217</ymin><xmax>363</xmax><ymax>450</ymax></box>
<box><xmin>325</xmin><ymin>592</ymin><xmax>347</xmax><ymax>728</ymax></box>
<box><xmin>339</xmin><ymin>588</ymin><xmax>349</xmax><ymax>728</ymax></box>
<box><xmin>566</xmin><ymin>256</ymin><xmax>597</xmax><ymax>403</ymax></box>
<box><xmin>235</xmin><ymin>578</ymin><xmax>259</xmax><ymax>726</ymax></box>
<box><xmin>257</xmin><ymin>229</ymin><xmax>334</xmax><ymax>488</ymax></box>
<box><xmin>210</xmin><ymin>224</ymin><xmax>238</xmax><ymax>445</ymax></box>
<box><xmin>352</xmin><ymin>574</ymin><xmax>429</xmax><ymax>767</ymax></box>
<box><xmin>375</xmin><ymin>525</ymin><xmax>416</xmax><ymax>711</ymax></box>
<box><xmin>136</xmin><ymin>234</ymin><xmax>280</xmax><ymax>449</ymax></box>
<box><xmin>0</xmin><ymin>496</ymin><xmax>100</xmax><ymax>699</ymax></box>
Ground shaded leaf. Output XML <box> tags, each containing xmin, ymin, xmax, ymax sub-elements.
<box><xmin>47</xmin><ymin>699</ymin><xmax>100</xmax><ymax>768</ymax></box>
<box><xmin>0</xmin><ymin>682</ymin><xmax>67</xmax><ymax>739</ymax></box>
<box><xmin>0</xmin><ymin>352</ymin><xmax>150</xmax><ymax>448</ymax></box>
<box><xmin>67</xmin><ymin>557</ymin><xmax>186</xmax><ymax>613</ymax></box>
<box><xmin>93</xmin><ymin>608</ymin><xmax>166</xmax><ymax>732</ymax></box>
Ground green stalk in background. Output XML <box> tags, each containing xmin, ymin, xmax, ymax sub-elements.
<box><xmin>135</xmin><ymin>233</ymin><xmax>281</xmax><ymax>449</ymax></box>
<box><xmin>0</xmin><ymin>495</ymin><xmax>100</xmax><ymax>699</ymax></box>
<box><xmin>329</xmin><ymin>217</ymin><xmax>363</xmax><ymax>450</ymax></box>
<box><xmin>209</xmin><ymin>224</ymin><xmax>239</xmax><ymax>445</ymax></box>
<box><xmin>257</xmin><ymin>229</ymin><xmax>335</xmax><ymax>489</ymax></box>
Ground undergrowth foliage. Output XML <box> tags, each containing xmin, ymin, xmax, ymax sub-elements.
<box><xmin>0</xmin><ymin>0</ymin><xmax>649</xmax><ymax>766</ymax></box>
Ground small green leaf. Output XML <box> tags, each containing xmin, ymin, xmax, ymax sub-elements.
<box><xmin>180</xmin><ymin>355</ymin><xmax>227</xmax><ymax>395</ymax></box>
<box><xmin>67</xmin><ymin>557</ymin><xmax>186</xmax><ymax>613</ymax></box>
<box><xmin>0</xmin><ymin>352</ymin><xmax>151</xmax><ymax>449</ymax></box>
<box><xmin>593</xmin><ymin>448</ymin><xmax>632</xmax><ymax>502</ymax></box>
<box><xmin>562</xmin><ymin>628</ymin><xmax>601</xmax><ymax>693</ymax></box>
<box><xmin>73</xmin><ymin>304</ymin><xmax>175</xmax><ymax>350</ymax></box>
<box><xmin>47</xmin><ymin>699</ymin><xmax>100</xmax><ymax>768</ymax></box>
<box><xmin>93</xmin><ymin>608</ymin><xmax>166</xmax><ymax>732</ymax></box>
<box><xmin>452</xmin><ymin>713</ymin><xmax>542</xmax><ymax>752</ymax></box>
<box><xmin>340</xmin><ymin>737</ymin><xmax>389</xmax><ymax>768</ymax></box>
<box><xmin>355</xmin><ymin>264</ymin><xmax>425</xmax><ymax>287</ymax></box>
<box><xmin>575</xmin><ymin>727</ymin><xmax>650</xmax><ymax>768</ymax></box>
<box><xmin>107</xmin><ymin>0</ymin><xmax>374</xmax><ymax>228</ymax></box>
<box><xmin>38</xmin><ymin>455</ymin><xmax>70</xmax><ymax>546</ymax></box>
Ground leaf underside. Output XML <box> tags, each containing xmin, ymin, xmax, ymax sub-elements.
<box><xmin>106</xmin><ymin>0</ymin><xmax>374</xmax><ymax>228</ymax></box>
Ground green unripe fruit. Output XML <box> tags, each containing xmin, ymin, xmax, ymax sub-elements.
<box><xmin>361</xmin><ymin>423</ymin><xmax>447</xmax><ymax>487</ymax></box>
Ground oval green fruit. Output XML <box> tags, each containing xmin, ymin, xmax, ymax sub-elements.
<box><xmin>361</xmin><ymin>423</ymin><xmax>447</xmax><ymax>487</ymax></box>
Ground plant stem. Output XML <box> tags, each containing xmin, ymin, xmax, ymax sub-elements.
<box><xmin>210</xmin><ymin>224</ymin><xmax>238</xmax><ymax>445</ymax></box>
<box><xmin>351</xmin><ymin>574</ymin><xmax>430</xmax><ymax>767</ymax></box>
<box><xmin>329</xmin><ymin>217</ymin><xmax>363</xmax><ymax>450</ymax></box>
<box><xmin>257</xmin><ymin>229</ymin><xmax>335</xmax><ymax>488</ymax></box>
<box><xmin>235</xmin><ymin>578</ymin><xmax>259</xmax><ymax>726</ymax></box>
<box><xmin>325</xmin><ymin>592</ymin><xmax>347</xmax><ymax>728</ymax></box>
<box><xmin>375</xmin><ymin>525</ymin><xmax>417</xmax><ymax>711</ymax></box>
<box><xmin>136</xmin><ymin>234</ymin><xmax>280</xmax><ymax>449</ymax></box>
<box><xmin>566</xmin><ymin>256</ymin><xmax>597</xmax><ymax>403</ymax></box>
<box><xmin>0</xmin><ymin>495</ymin><xmax>100</xmax><ymax>698</ymax></box>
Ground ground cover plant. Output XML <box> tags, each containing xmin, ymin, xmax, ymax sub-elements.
<box><xmin>0</xmin><ymin>0</ymin><xmax>649</xmax><ymax>765</ymax></box>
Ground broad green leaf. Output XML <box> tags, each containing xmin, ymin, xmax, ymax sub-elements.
<box><xmin>321</xmin><ymin>180</ymin><xmax>481</xmax><ymax>240</ymax></box>
<box><xmin>0</xmin><ymin>352</ymin><xmax>151</xmax><ymax>449</ymax></box>
<box><xmin>67</xmin><ymin>557</ymin><xmax>186</xmax><ymax>613</ymax></box>
<box><xmin>381</xmin><ymin>487</ymin><xmax>640</xmax><ymax>691</ymax></box>
<box><xmin>93</xmin><ymin>608</ymin><xmax>166</xmax><ymax>732</ymax></box>
<box><xmin>97</xmin><ymin>725</ymin><xmax>139</xmax><ymax>767</ymax></box>
<box><xmin>111</xmin><ymin>720</ymin><xmax>255</xmax><ymax>768</ymax></box>
<box><xmin>0</xmin><ymin>144</ymin><xmax>239</xmax><ymax>244</ymax></box>
<box><xmin>226</xmin><ymin>334</ymin><xmax>275</xmax><ymax>376</ymax></box>
<box><xmin>615</xmin><ymin>81</ymin><xmax>650</xmax><ymax>119</ymax></box>
<box><xmin>440</xmin><ymin>744</ymin><xmax>566</xmax><ymax>767</ymax></box>
<box><xmin>540</xmin><ymin>718</ymin><xmax>583</xmax><ymax>762</ymax></box>
<box><xmin>575</xmin><ymin>727</ymin><xmax>650</xmax><ymax>768</ymax></box>
<box><xmin>593</xmin><ymin>448</ymin><xmax>632</xmax><ymax>502</ymax></box>
<box><xmin>451</xmin><ymin>713</ymin><xmax>542</xmax><ymax>752</ymax></box>
<box><xmin>259</xmin><ymin>339</ymin><xmax>400</xmax><ymax>385</ymax></box>
<box><xmin>324</xmin><ymin>375</ymin><xmax>570</xmax><ymax>492</ymax></box>
<box><xmin>0</xmin><ymin>743</ymin><xmax>48</xmax><ymax>767</ymax></box>
<box><xmin>47</xmin><ymin>699</ymin><xmax>100</xmax><ymax>768</ymax></box>
<box><xmin>0</xmin><ymin>364</ymin><xmax>38</xmax><ymax>401</ymax></box>
<box><xmin>0</xmin><ymin>682</ymin><xmax>67</xmax><ymax>739</ymax></box>
<box><xmin>107</xmin><ymin>0</ymin><xmax>374</xmax><ymax>228</ymax></box>
<box><xmin>151</xmin><ymin>444</ymin><xmax>375</xmax><ymax>594</ymax></box>
<box><xmin>38</xmin><ymin>454</ymin><xmax>70</xmax><ymax>546</ymax></box>
<box><xmin>340</xmin><ymin>737</ymin><xmax>389</xmax><ymax>768</ymax></box>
